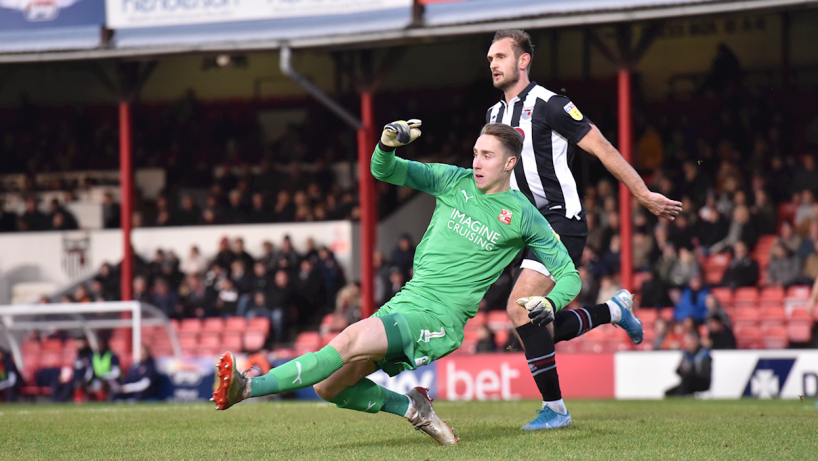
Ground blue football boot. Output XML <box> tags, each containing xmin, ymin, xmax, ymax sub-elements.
<box><xmin>521</xmin><ymin>407</ymin><xmax>572</xmax><ymax>430</ymax></box>
<box><xmin>610</xmin><ymin>289</ymin><xmax>643</xmax><ymax>345</ymax></box>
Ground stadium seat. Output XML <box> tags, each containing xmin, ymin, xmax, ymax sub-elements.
<box><xmin>224</xmin><ymin>317</ymin><xmax>248</xmax><ymax>332</ymax></box>
<box><xmin>294</xmin><ymin>332</ymin><xmax>321</xmax><ymax>355</ymax></box>
<box><xmin>248</xmin><ymin>317</ymin><xmax>271</xmax><ymax>333</ymax></box>
<box><xmin>636</xmin><ymin>308</ymin><xmax>658</xmax><ymax>326</ymax></box>
<box><xmin>734</xmin><ymin>287</ymin><xmax>759</xmax><ymax>308</ymax></box>
<box><xmin>471</xmin><ymin>311</ymin><xmax>487</xmax><ymax>326</ymax></box>
<box><xmin>555</xmin><ymin>342</ymin><xmax>577</xmax><ymax>353</ymax></box>
<box><xmin>776</xmin><ymin>203</ymin><xmax>797</xmax><ymax>228</ymax></box>
<box><xmin>633</xmin><ymin>272</ymin><xmax>651</xmax><ymax>292</ymax></box>
<box><xmin>711</xmin><ymin>287</ymin><xmax>734</xmax><ymax>309</ymax></box>
<box><xmin>759</xmin><ymin>287</ymin><xmax>785</xmax><ymax>308</ymax></box>
<box><xmin>759</xmin><ymin>307</ymin><xmax>786</xmax><ymax>329</ymax></box>
<box><xmin>169</xmin><ymin>319</ymin><xmax>180</xmax><ymax>332</ymax></box>
<box><xmin>487</xmin><ymin>310</ymin><xmax>511</xmax><ymax>331</ymax></box>
<box><xmin>451</xmin><ymin>339</ymin><xmax>477</xmax><ymax>355</ymax></box>
<box><xmin>760</xmin><ymin>325</ymin><xmax>788</xmax><ymax>349</ymax></box>
<box><xmin>734</xmin><ymin>325</ymin><xmax>762</xmax><ymax>349</ymax></box>
<box><xmin>659</xmin><ymin>307</ymin><xmax>675</xmax><ymax>321</ymax></box>
<box><xmin>463</xmin><ymin>329</ymin><xmax>481</xmax><ymax>341</ymax></box>
<box><xmin>704</xmin><ymin>253</ymin><xmax>731</xmax><ymax>285</ymax></box>
<box><xmin>199</xmin><ymin>333</ymin><xmax>221</xmax><ymax>349</ymax></box>
<box><xmin>180</xmin><ymin>318</ymin><xmax>203</xmax><ymax>333</ymax></box>
<box><xmin>787</xmin><ymin>316</ymin><xmax>813</xmax><ymax>343</ymax></box>
<box><xmin>321</xmin><ymin>332</ymin><xmax>339</xmax><ymax>348</ymax></box>
<box><xmin>732</xmin><ymin>307</ymin><xmax>760</xmax><ymax>328</ymax></box>
<box><xmin>221</xmin><ymin>331</ymin><xmax>243</xmax><ymax>351</ymax></box>
<box><xmin>319</xmin><ymin>314</ymin><xmax>335</xmax><ymax>336</ymax></box>
<box><xmin>494</xmin><ymin>329</ymin><xmax>510</xmax><ymax>349</ymax></box>
<box><xmin>179</xmin><ymin>335</ymin><xmax>198</xmax><ymax>350</ymax></box>
<box><xmin>786</xmin><ymin>285</ymin><xmax>812</xmax><ymax>300</ymax></box>
<box><xmin>202</xmin><ymin>318</ymin><xmax>225</xmax><ymax>332</ymax></box>
<box><xmin>243</xmin><ymin>331</ymin><xmax>267</xmax><ymax>352</ymax></box>
<box><xmin>41</xmin><ymin>338</ymin><xmax>63</xmax><ymax>352</ymax></box>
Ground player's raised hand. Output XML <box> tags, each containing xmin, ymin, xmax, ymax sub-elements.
<box><xmin>639</xmin><ymin>191</ymin><xmax>683</xmax><ymax>220</ymax></box>
<box><xmin>381</xmin><ymin>119</ymin><xmax>422</xmax><ymax>148</ymax></box>
<box><xmin>517</xmin><ymin>296</ymin><xmax>555</xmax><ymax>327</ymax></box>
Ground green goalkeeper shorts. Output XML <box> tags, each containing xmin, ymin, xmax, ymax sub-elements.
<box><xmin>371</xmin><ymin>300</ymin><xmax>465</xmax><ymax>377</ymax></box>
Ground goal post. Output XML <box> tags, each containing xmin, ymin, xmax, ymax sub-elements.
<box><xmin>0</xmin><ymin>301</ymin><xmax>182</xmax><ymax>371</ymax></box>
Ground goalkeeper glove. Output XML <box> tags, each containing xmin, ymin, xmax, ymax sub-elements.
<box><xmin>516</xmin><ymin>296</ymin><xmax>556</xmax><ymax>327</ymax></box>
<box><xmin>381</xmin><ymin>119</ymin><xmax>422</xmax><ymax>148</ymax></box>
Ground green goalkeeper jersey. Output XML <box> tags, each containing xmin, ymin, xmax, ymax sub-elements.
<box><xmin>371</xmin><ymin>144</ymin><xmax>581</xmax><ymax>326</ymax></box>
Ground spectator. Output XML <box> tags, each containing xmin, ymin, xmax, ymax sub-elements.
<box><xmin>88</xmin><ymin>337</ymin><xmax>121</xmax><ymax>401</ymax></box>
<box><xmin>335</xmin><ymin>283</ymin><xmax>362</xmax><ymax>327</ymax></box>
<box><xmin>181</xmin><ymin>274</ymin><xmax>208</xmax><ymax>318</ymax></box>
<box><xmin>665</xmin><ymin>330</ymin><xmax>712</xmax><ymax>396</ymax></box>
<box><xmin>214</xmin><ymin>237</ymin><xmax>234</xmax><ymax>270</ymax></box>
<box><xmin>695</xmin><ymin>206</ymin><xmax>729</xmax><ymax>250</ymax></box>
<box><xmin>214</xmin><ymin>277</ymin><xmax>239</xmax><ymax>317</ymax></box>
<box><xmin>70</xmin><ymin>338</ymin><xmax>94</xmax><ymax>402</ymax></box>
<box><xmin>595</xmin><ymin>275</ymin><xmax>621</xmax><ymax>305</ymax></box>
<box><xmin>102</xmin><ymin>192</ymin><xmax>120</xmax><ymax>229</ymax></box>
<box><xmin>598</xmin><ymin>234</ymin><xmax>622</xmax><ymax>276</ymax></box>
<box><xmin>224</xmin><ymin>190</ymin><xmax>247</xmax><ymax>224</ymax></box>
<box><xmin>249</xmin><ymin>192</ymin><xmax>274</xmax><ymax>223</ymax></box>
<box><xmin>267</xmin><ymin>269</ymin><xmax>297</xmax><ymax>343</ymax></box>
<box><xmin>660</xmin><ymin>320</ymin><xmax>687</xmax><ymax>350</ymax></box>
<box><xmin>88</xmin><ymin>277</ymin><xmax>108</xmax><ymax>302</ymax></box>
<box><xmin>114</xmin><ymin>344</ymin><xmax>159</xmax><ymax>401</ymax></box>
<box><xmin>653</xmin><ymin>318</ymin><xmax>670</xmax><ymax>350</ymax></box>
<box><xmin>668</xmin><ymin>213</ymin><xmax>695</xmax><ymax>251</ymax></box>
<box><xmin>797</xmin><ymin>221</ymin><xmax>818</xmax><ymax>260</ymax></box>
<box><xmin>181</xmin><ymin>245</ymin><xmax>207</xmax><ymax>276</ymax></box>
<box><xmin>674</xmin><ymin>275</ymin><xmax>709</xmax><ymax>323</ymax></box>
<box><xmin>709</xmin><ymin>205</ymin><xmax>757</xmax><ymax>254</ymax></box>
<box><xmin>230</xmin><ymin>260</ymin><xmax>253</xmax><ymax>296</ymax></box>
<box><xmin>802</xmin><ymin>240</ymin><xmax>818</xmax><ymax>283</ymax></box>
<box><xmin>475</xmin><ymin>325</ymin><xmax>497</xmax><ymax>353</ymax></box>
<box><xmin>74</xmin><ymin>284</ymin><xmax>91</xmax><ymax>303</ymax></box>
<box><xmin>174</xmin><ymin>194</ymin><xmax>200</xmax><ymax>226</ymax></box>
<box><xmin>795</xmin><ymin>189</ymin><xmax>816</xmax><ymax>229</ymax></box>
<box><xmin>98</xmin><ymin>263</ymin><xmax>120</xmax><ymax>299</ymax></box>
<box><xmin>767</xmin><ymin>242</ymin><xmax>801</xmax><ymax>288</ymax></box>
<box><xmin>633</xmin><ymin>230</ymin><xmax>654</xmax><ymax>272</ymax></box>
<box><xmin>775</xmin><ymin>220</ymin><xmax>802</xmax><ymax>256</ymax></box>
<box><xmin>391</xmin><ymin>234</ymin><xmax>416</xmax><ymax>281</ymax></box>
<box><xmin>133</xmin><ymin>276</ymin><xmax>151</xmax><ymax>304</ymax></box>
<box><xmin>273</xmin><ymin>190</ymin><xmax>295</xmax><ymax>222</ymax></box>
<box><xmin>0</xmin><ymin>348</ymin><xmax>20</xmax><ymax>402</ymax></box>
<box><xmin>655</xmin><ymin>243</ymin><xmax>679</xmax><ymax>288</ymax></box>
<box><xmin>698</xmin><ymin>42</ymin><xmax>741</xmax><ymax>95</ymax></box>
<box><xmin>638</xmin><ymin>270</ymin><xmax>670</xmax><ymax>308</ymax></box>
<box><xmin>19</xmin><ymin>196</ymin><xmax>47</xmax><ymax>231</ymax></box>
<box><xmin>750</xmin><ymin>188</ymin><xmax>776</xmax><ymax>235</ymax></box>
<box><xmin>244</xmin><ymin>291</ymin><xmax>272</xmax><ymax>322</ymax></box>
<box><xmin>669</xmin><ymin>247</ymin><xmax>701</xmax><ymax>288</ymax></box>
<box><xmin>0</xmin><ymin>201</ymin><xmax>16</xmax><ymax>232</ymax></box>
<box><xmin>303</xmin><ymin>237</ymin><xmax>319</xmax><ymax>263</ymax></box>
<box><xmin>231</xmin><ymin>238</ymin><xmax>255</xmax><ymax>271</ymax></box>
<box><xmin>247</xmin><ymin>261</ymin><xmax>271</xmax><ymax>302</ymax></box>
<box><xmin>273</xmin><ymin>235</ymin><xmax>300</xmax><ymax>271</ymax></box>
<box><xmin>48</xmin><ymin>198</ymin><xmax>78</xmax><ymax>230</ymax></box>
<box><xmin>151</xmin><ymin>278</ymin><xmax>181</xmax><ymax>318</ymax></box>
<box><xmin>793</xmin><ymin>154</ymin><xmax>818</xmax><ymax>198</ymax></box>
<box><xmin>705</xmin><ymin>313</ymin><xmax>736</xmax><ymax>350</ymax></box>
<box><xmin>294</xmin><ymin>258</ymin><xmax>326</xmax><ymax>318</ymax></box>
<box><xmin>385</xmin><ymin>267</ymin><xmax>405</xmax><ymax>302</ymax></box>
<box><xmin>720</xmin><ymin>241</ymin><xmax>759</xmax><ymax>289</ymax></box>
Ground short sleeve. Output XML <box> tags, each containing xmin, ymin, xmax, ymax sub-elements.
<box><xmin>541</xmin><ymin>95</ymin><xmax>593</xmax><ymax>144</ymax></box>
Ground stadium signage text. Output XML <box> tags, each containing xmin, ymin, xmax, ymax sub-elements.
<box><xmin>105</xmin><ymin>0</ymin><xmax>411</xmax><ymax>28</ymax></box>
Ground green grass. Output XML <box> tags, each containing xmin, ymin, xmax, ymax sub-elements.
<box><xmin>1</xmin><ymin>399</ymin><xmax>816</xmax><ymax>460</ymax></box>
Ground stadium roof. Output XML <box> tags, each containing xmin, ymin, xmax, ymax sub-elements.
<box><xmin>0</xmin><ymin>0</ymin><xmax>815</xmax><ymax>63</ymax></box>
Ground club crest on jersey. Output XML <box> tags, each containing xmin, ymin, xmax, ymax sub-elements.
<box><xmin>490</xmin><ymin>113</ymin><xmax>498</xmax><ymax>123</ymax></box>
<box><xmin>498</xmin><ymin>209</ymin><xmax>513</xmax><ymax>225</ymax></box>
<box><xmin>514</xmin><ymin>127</ymin><xmax>525</xmax><ymax>141</ymax></box>
<box><xmin>563</xmin><ymin>102</ymin><xmax>583</xmax><ymax>121</ymax></box>
<box><xmin>521</xmin><ymin>106</ymin><xmax>534</xmax><ymax>121</ymax></box>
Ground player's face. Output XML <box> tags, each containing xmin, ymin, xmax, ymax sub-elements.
<box><xmin>473</xmin><ymin>134</ymin><xmax>515</xmax><ymax>193</ymax></box>
<box><xmin>487</xmin><ymin>38</ymin><xmax>522</xmax><ymax>91</ymax></box>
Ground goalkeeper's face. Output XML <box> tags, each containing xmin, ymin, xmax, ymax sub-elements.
<box><xmin>473</xmin><ymin>134</ymin><xmax>516</xmax><ymax>193</ymax></box>
<box><xmin>487</xmin><ymin>38</ymin><xmax>523</xmax><ymax>91</ymax></box>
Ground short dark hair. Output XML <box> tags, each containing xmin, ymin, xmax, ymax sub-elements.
<box><xmin>492</xmin><ymin>29</ymin><xmax>534</xmax><ymax>63</ymax></box>
<box><xmin>480</xmin><ymin>123</ymin><xmax>523</xmax><ymax>158</ymax></box>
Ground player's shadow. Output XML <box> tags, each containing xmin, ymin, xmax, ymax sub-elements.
<box><xmin>315</xmin><ymin>425</ymin><xmax>532</xmax><ymax>450</ymax></box>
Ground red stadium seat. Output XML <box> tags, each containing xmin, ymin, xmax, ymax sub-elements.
<box><xmin>711</xmin><ymin>287</ymin><xmax>733</xmax><ymax>309</ymax></box>
<box><xmin>555</xmin><ymin>342</ymin><xmax>577</xmax><ymax>353</ymax></box>
<box><xmin>759</xmin><ymin>307</ymin><xmax>786</xmax><ymax>329</ymax></box>
<box><xmin>659</xmin><ymin>307</ymin><xmax>675</xmax><ymax>321</ymax></box>
<box><xmin>202</xmin><ymin>317</ymin><xmax>225</xmax><ymax>332</ymax></box>
<box><xmin>41</xmin><ymin>338</ymin><xmax>63</xmax><ymax>352</ymax></box>
<box><xmin>636</xmin><ymin>308</ymin><xmax>658</xmax><ymax>325</ymax></box>
<box><xmin>180</xmin><ymin>318</ymin><xmax>202</xmax><ymax>333</ymax></box>
<box><xmin>321</xmin><ymin>332</ymin><xmax>340</xmax><ymax>348</ymax></box>
<box><xmin>169</xmin><ymin>318</ymin><xmax>180</xmax><ymax>332</ymax></box>
<box><xmin>243</xmin><ymin>331</ymin><xmax>267</xmax><ymax>352</ymax></box>
<box><xmin>760</xmin><ymin>325</ymin><xmax>789</xmax><ymax>349</ymax></box>
<box><xmin>224</xmin><ymin>317</ymin><xmax>248</xmax><ymax>332</ymax></box>
<box><xmin>494</xmin><ymin>329</ymin><xmax>510</xmax><ymax>349</ymax></box>
<box><xmin>463</xmin><ymin>329</ymin><xmax>481</xmax><ymax>341</ymax></box>
<box><xmin>319</xmin><ymin>314</ymin><xmax>335</xmax><ymax>335</ymax></box>
<box><xmin>733</xmin><ymin>287</ymin><xmax>759</xmax><ymax>308</ymax></box>
<box><xmin>221</xmin><ymin>331</ymin><xmax>243</xmax><ymax>350</ymax></box>
<box><xmin>732</xmin><ymin>307</ymin><xmax>760</xmax><ymax>328</ymax></box>
<box><xmin>786</xmin><ymin>285</ymin><xmax>812</xmax><ymax>300</ymax></box>
<box><xmin>471</xmin><ymin>311</ymin><xmax>487</xmax><ymax>326</ymax></box>
<box><xmin>759</xmin><ymin>287</ymin><xmax>785</xmax><ymax>308</ymax></box>
<box><xmin>787</xmin><ymin>317</ymin><xmax>813</xmax><ymax>343</ymax></box>
<box><xmin>247</xmin><ymin>317</ymin><xmax>271</xmax><ymax>333</ymax></box>
<box><xmin>734</xmin><ymin>325</ymin><xmax>762</xmax><ymax>349</ymax></box>
<box><xmin>294</xmin><ymin>332</ymin><xmax>321</xmax><ymax>355</ymax></box>
<box><xmin>199</xmin><ymin>333</ymin><xmax>221</xmax><ymax>349</ymax></box>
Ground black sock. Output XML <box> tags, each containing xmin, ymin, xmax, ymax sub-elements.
<box><xmin>553</xmin><ymin>304</ymin><xmax>612</xmax><ymax>343</ymax></box>
<box><xmin>515</xmin><ymin>322</ymin><xmax>561</xmax><ymax>402</ymax></box>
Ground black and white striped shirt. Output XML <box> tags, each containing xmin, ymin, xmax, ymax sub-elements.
<box><xmin>486</xmin><ymin>82</ymin><xmax>592</xmax><ymax>236</ymax></box>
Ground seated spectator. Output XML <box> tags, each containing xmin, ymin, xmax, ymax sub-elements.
<box><xmin>668</xmin><ymin>213</ymin><xmax>695</xmax><ymax>251</ymax></box>
<box><xmin>19</xmin><ymin>196</ymin><xmax>47</xmax><ymax>231</ymax></box>
<box><xmin>391</xmin><ymin>234</ymin><xmax>416</xmax><ymax>281</ymax></box>
<box><xmin>720</xmin><ymin>241</ymin><xmax>759</xmax><ymax>289</ymax></box>
<box><xmin>224</xmin><ymin>190</ymin><xmax>247</xmax><ymax>224</ymax></box>
<box><xmin>0</xmin><ymin>198</ymin><xmax>17</xmax><ymax>232</ymax></box>
<box><xmin>665</xmin><ymin>330</ymin><xmax>712</xmax><ymax>396</ymax></box>
<box><xmin>798</xmin><ymin>221</ymin><xmax>818</xmax><ymax>260</ymax></box>
<box><xmin>74</xmin><ymin>284</ymin><xmax>91</xmax><ymax>303</ymax></box>
<box><xmin>244</xmin><ymin>291</ymin><xmax>271</xmax><ymax>321</ymax></box>
<box><xmin>214</xmin><ymin>277</ymin><xmax>239</xmax><ymax>317</ymax></box>
<box><xmin>598</xmin><ymin>234</ymin><xmax>622</xmax><ymax>276</ymax></box>
<box><xmin>660</xmin><ymin>320</ymin><xmax>687</xmax><ymax>350</ymax></box>
<box><xmin>385</xmin><ymin>267</ymin><xmax>405</xmax><ymax>302</ymax></box>
<box><xmin>0</xmin><ymin>348</ymin><xmax>20</xmax><ymax>402</ymax></box>
<box><xmin>705</xmin><ymin>313</ymin><xmax>736</xmax><ymax>350</ymax></box>
<box><xmin>595</xmin><ymin>275</ymin><xmax>621</xmax><ymax>305</ymax></box>
<box><xmin>273</xmin><ymin>235</ymin><xmax>300</xmax><ymax>271</ymax></box>
<box><xmin>750</xmin><ymin>188</ymin><xmax>776</xmax><ymax>235</ymax></box>
<box><xmin>88</xmin><ymin>277</ymin><xmax>109</xmax><ymax>302</ymax></box>
<box><xmin>655</xmin><ymin>243</ymin><xmax>679</xmax><ymax>288</ymax></box>
<box><xmin>231</xmin><ymin>238</ymin><xmax>255</xmax><ymax>272</ymax></box>
<box><xmin>173</xmin><ymin>194</ymin><xmax>200</xmax><ymax>226</ymax></box>
<box><xmin>249</xmin><ymin>192</ymin><xmax>274</xmax><ymax>223</ymax></box>
<box><xmin>653</xmin><ymin>318</ymin><xmax>670</xmax><ymax>350</ymax></box>
<box><xmin>87</xmin><ymin>338</ymin><xmax>121</xmax><ymax>401</ymax></box>
<box><xmin>775</xmin><ymin>220</ymin><xmax>802</xmax><ymax>256</ymax></box>
<box><xmin>709</xmin><ymin>205</ymin><xmax>757</xmax><ymax>254</ymax></box>
<box><xmin>475</xmin><ymin>325</ymin><xmax>497</xmax><ymax>353</ymax></box>
<box><xmin>213</xmin><ymin>237</ymin><xmax>234</xmax><ymax>269</ymax></box>
<box><xmin>669</xmin><ymin>247</ymin><xmax>701</xmax><ymax>288</ymax></box>
<box><xmin>638</xmin><ymin>270</ymin><xmax>670</xmax><ymax>308</ymax></box>
<box><xmin>796</xmin><ymin>189</ymin><xmax>817</xmax><ymax>229</ymax></box>
<box><xmin>335</xmin><ymin>283</ymin><xmax>361</xmax><ymax>327</ymax></box>
<box><xmin>767</xmin><ymin>242</ymin><xmax>801</xmax><ymax>287</ymax></box>
<box><xmin>181</xmin><ymin>273</ymin><xmax>208</xmax><ymax>318</ymax></box>
<box><xmin>575</xmin><ymin>266</ymin><xmax>599</xmax><ymax>307</ymax></box>
<box><xmin>230</xmin><ymin>260</ymin><xmax>252</xmax><ymax>296</ymax></box>
<box><xmin>273</xmin><ymin>190</ymin><xmax>295</xmax><ymax>222</ymax></box>
<box><xmin>102</xmin><ymin>192</ymin><xmax>121</xmax><ymax>229</ymax></box>
<box><xmin>674</xmin><ymin>275</ymin><xmax>709</xmax><ymax>323</ymax></box>
<box><xmin>49</xmin><ymin>198</ymin><xmax>79</xmax><ymax>230</ymax></box>
<box><xmin>181</xmin><ymin>245</ymin><xmax>207</xmax><ymax>276</ymax></box>
<box><xmin>151</xmin><ymin>278</ymin><xmax>181</xmax><ymax>318</ymax></box>
<box><xmin>133</xmin><ymin>276</ymin><xmax>151</xmax><ymax>304</ymax></box>
<box><xmin>695</xmin><ymin>206</ymin><xmax>729</xmax><ymax>250</ymax></box>
<box><xmin>268</xmin><ymin>269</ymin><xmax>297</xmax><ymax>343</ymax></box>
<box><xmin>114</xmin><ymin>344</ymin><xmax>159</xmax><ymax>401</ymax></box>
<box><xmin>704</xmin><ymin>294</ymin><xmax>731</xmax><ymax>329</ymax></box>
<box><xmin>316</xmin><ymin>246</ymin><xmax>345</xmax><ymax>308</ymax></box>
<box><xmin>295</xmin><ymin>258</ymin><xmax>326</xmax><ymax>318</ymax></box>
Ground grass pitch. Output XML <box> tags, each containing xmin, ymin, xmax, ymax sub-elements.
<box><xmin>2</xmin><ymin>399</ymin><xmax>815</xmax><ymax>460</ymax></box>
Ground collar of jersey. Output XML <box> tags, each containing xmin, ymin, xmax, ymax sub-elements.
<box><xmin>500</xmin><ymin>81</ymin><xmax>537</xmax><ymax>107</ymax></box>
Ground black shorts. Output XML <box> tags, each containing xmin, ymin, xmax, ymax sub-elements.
<box><xmin>520</xmin><ymin>233</ymin><xmax>585</xmax><ymax>277</ymax></box>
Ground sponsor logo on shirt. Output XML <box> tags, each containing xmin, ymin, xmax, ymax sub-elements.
<box><xmin>447</xmin><ymin>208</ymin><xmax>501</xmax><ymax>251</ymax></box>
<box><xmin>521</xmin><ymin>105</ymin><xmax>534</xmax><ymax>121</ymax></box>
<box><xmin>563</xmin><ymin>102</ymin><xmax>583</xmax><ymax>121</ymax></box>
<box><xmin>498</xmin><ymin>209</ymin><xmax>513</xmax><ymax>225</ymax></box>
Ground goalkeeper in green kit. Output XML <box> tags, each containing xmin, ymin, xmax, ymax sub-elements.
<box><xmin>212</xmin><ymin>120</ymin><xmax>580</xmax><ymax>445</ymax></box>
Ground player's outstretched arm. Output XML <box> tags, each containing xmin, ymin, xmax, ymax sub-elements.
<box><xmin>371</xmin><ymin>119</ymin><xmax>466</xmax><ymax>196</ymax></box>
<box><xmin>577</xmin><ymin>125</ymin><xmax>682</xmax><ymax>220</ymax></box>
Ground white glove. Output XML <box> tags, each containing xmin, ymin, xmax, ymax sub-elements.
<box><xmin>381</xmin><ymin>119</ymin><xmax>422</xmax><ymax>147</ymax></box>
<box><xmin>516</xmin><ymin>296</ymin><xmax>555</xmax><ymax>327</ymax></box>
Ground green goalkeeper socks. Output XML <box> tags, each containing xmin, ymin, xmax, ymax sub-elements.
<box><xmin>249</xmin><ymin>345</ymin><xmax>344</xmax><ymax>397</ymax></box>
<box><xmin>329</xmin><ymin>378</ymin><xmax>411</xmax><ymax>417</ymax></box>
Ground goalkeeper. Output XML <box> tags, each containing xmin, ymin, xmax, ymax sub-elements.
<box><xmin>212</xmin><ymin>120</ymin><xmax>579</xmax><ymax>445</ymax></box>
